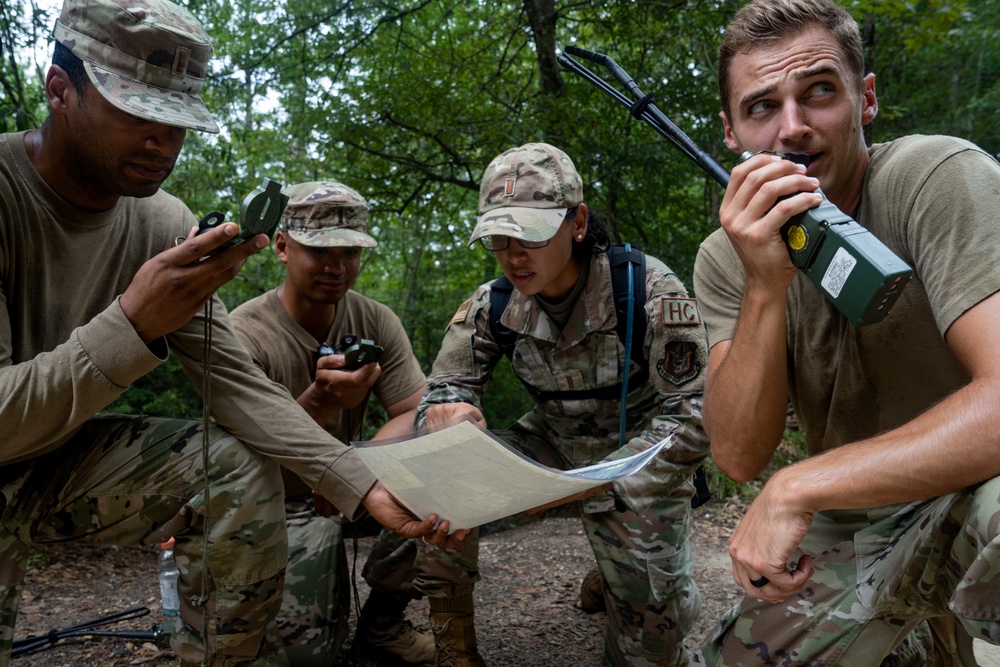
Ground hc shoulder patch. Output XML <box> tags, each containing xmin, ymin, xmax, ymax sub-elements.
<box><xmin>449</xmin><ymin>299</ymin><xmax>473</xmax><ymax>329</ymax></box>
<box><xmin>656</xmin><ymin>340</ymin><xmax>701</xmax><ymax>386</ymax></box>
<box><xmin>661</xmin><ymin>297</ymin><xmax>702</xmax><ymax>326</ymax></box>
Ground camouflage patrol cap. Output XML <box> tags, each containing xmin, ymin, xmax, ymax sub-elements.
<box><xmin>281</xmin><ymin>181</ymin><xmax>377</xmax><ymax>248</ymax></box>
<box><xmin>53</xmin><ymin>0</ymin><xmax>219</xmax><ymax>133</ymax></box>
<box><xmin>468</xmin><ymin>142</ymin><xmax>584</xmax><ymax>247</ymax></box>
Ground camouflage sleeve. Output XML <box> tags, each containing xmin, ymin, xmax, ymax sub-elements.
<box><xmin>608</xmin><ymin>260</ymin><xmax>712</xmax><ymax>515</ymax></box>
<box><xmin>415</xmin><ymin>284</ymin><xmax>505</xmax><ymax>429</ymax></box>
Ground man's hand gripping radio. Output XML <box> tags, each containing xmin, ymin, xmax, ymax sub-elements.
<box><xmin>743</xmin><ymin>150</ymin><xmax>911</xmax><ymax>324</ymax></box>
<box><xmin>557</xmin><ymin>46</ymin><xmax>913</xmax><ymax>326</ymax></box>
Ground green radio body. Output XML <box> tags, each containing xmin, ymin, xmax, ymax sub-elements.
<box><xmin>743</xmin><ymin>151</ymin><xmax>914</xmax><ymax>326</ymax></box>
<box><xmin>780</xmin><ymin>194</ymin><xmax>912</xmax><ymax>326</ymax></box>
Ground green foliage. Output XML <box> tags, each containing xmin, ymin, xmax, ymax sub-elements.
<box><xmin>702</xmin><ymin>457</ymin><xmax>742</xmax><ymax>503</ymax></box>
<box><xmin>0</xmin><ymin>0</ymin><xmax>51</xmax><ymax>132</ymax></box>
<box><xmin>26</xmin><ymin>549</ymin><xmax>48</xmax><ymax>570</ymax></box>
<box><xmin>358</xmin><ymin>398</ymin><xmax>389</xmax><ymax>442</ymax></box>
<box><xmin>3</xmin><ymin>0</ymin><xmax>998</xmax><ymax>424</ymax></box>
<box><xmin>850</xmin><ymin>0</ymin><xmax>1000</xmax><ymax>152</ymax></box>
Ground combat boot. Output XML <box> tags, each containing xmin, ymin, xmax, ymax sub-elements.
<box><xmin>579</xmin><ymin>566</ymin><xmax>606</xmax><ymax>614</ymax></box>
<box><xmin>430</xmin><ymin>611</ymin><xmax>487</xmax><ymax>667</ymax></box>
<box><xmin>357</xmin><ymin>591</ymin><xmax>436</xmax><ymax>665</ymax></box>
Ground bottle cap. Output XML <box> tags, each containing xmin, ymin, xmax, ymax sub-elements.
<box><xmin>161</xmin><ymin>537</ymin><xmax>175</xmax><ymax>549</ymax></box>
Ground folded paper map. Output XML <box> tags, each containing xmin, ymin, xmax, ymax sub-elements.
<box><xmin>354</xmin><ymin>419</ymin><xmax>674</xmax><ymax>531</ymax></box>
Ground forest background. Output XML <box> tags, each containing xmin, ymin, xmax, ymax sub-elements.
<box><xmin>3</xmin><ymin>0</ymin><xmax>998</xmax><ymax>497</ymax></box>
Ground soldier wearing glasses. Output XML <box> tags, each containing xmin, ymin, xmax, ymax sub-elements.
<box><xmin>412</xmin><ymin>143</ymin><xmax>711</xmax><ymax>667</ymax></box>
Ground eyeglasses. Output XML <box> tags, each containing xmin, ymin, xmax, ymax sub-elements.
<box><xmin>477</xmin><ymin>236</ymin><xmax>552</xmax><ymax>252</ymax></box>
<box><xmin>477</xmin><ymin>207</ymin><xmax>578</xmax><ymax>252</ymax></box>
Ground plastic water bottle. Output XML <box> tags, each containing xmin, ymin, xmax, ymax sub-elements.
<box><xmin>158</xmin><ymin>538</ymin><xmax>181</xmax><ymax>615</ymax></box>
<box><xmin>155</xmin><ymin>537</ymin><xmax>182</xmax><ymax>647</ymax></box>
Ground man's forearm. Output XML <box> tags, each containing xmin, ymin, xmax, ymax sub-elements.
<box><xmin>703</xmin><ymin>287</ymin><xmax>790</xmax><ymax>481</ymax></box>
<box><xmin>297</xmin><ymin>385</ymin><xmax>338</xmax><ymax>426</ymax></box>
<box><xmin>0</xmin><ymin>300</ymin><xmax>162</xmax><ymax>465</ymax></box>
<box><xmin>373</xmin><ymin>408</ymin><xmax>418</xmax><ymax>441</ymax></box>
<box><xmin>775</xmin><ymin>374</ymin><xmax>1000</xmax><ymax>514</ymax></box>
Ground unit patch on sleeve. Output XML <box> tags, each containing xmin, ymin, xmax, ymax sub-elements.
<box><xmin>657</xmin><ymin>340</ymin><xmax>701</xmax><ymax>386</ymax></box>
<box><xmin>661</xmin><ymin>297</ymin><xmax>702</xmax><ymax>326</ymax></box>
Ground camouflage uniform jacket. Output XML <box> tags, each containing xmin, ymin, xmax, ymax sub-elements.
<box><xmin>418</xmin><ymin>251</ymin><xmax>710</xmax><ymax>515</ymax></box>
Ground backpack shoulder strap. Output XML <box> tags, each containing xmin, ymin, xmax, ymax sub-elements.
<box><xmin>606</xmin><ymin>244</ymin><xmax>647</xmax><ymax>370</ymax></box>
<box><xmin>488</xmin><ymin>247</ymin><xmax>650</xmax><ymax>400</ymax></box>
<box><xmin>488</xmin><ymin>276</ymin><xmax>518</xmax><ymax>360</ymax></box>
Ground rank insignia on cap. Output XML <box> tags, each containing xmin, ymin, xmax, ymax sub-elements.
<box><xmin>504</xmin><ymin>175</ymin><xmax>516</xmax><ymax>197</ymax></box>
<box><xmin>173</xmin><ymin>46</ymin><xmax>191</xmax><ymax>77</ymax></box>
<box><xmin>657</xmin><ymin>340</ymin><xmax>701</xmax><ymax>386</ymax></box>
<box><xmin>661</xmin><ymin>297</ymin><xmax>702</xmax><ymax>326</ymax></box>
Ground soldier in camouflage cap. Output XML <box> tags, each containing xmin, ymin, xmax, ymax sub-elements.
<box><xmin>0</xmin><ymin>2</ymin><xmax>464</xmax><ymax>666</ymax></box>
<box><xmin>232</xmin><ymin>181</ymin><xmax>435</xmax><ymax>665</ymax></box>
<box><xmin>53</xmin><ymin>0</ymin><xmax>219</xmax><ymax>133</ymax></box>
<box><xmin>692</xmin><ymin>0</ymin><xmax>1000</xmax><ymax>664</ymax></box>
<box><xmin>415</xmin><ymin>143</ymin><xmax>710</xmax><ymax>666</ymax></box>
<box><xmin>469</xmin><ymin>142</ymin><xmax>583</xmax><ymax>246</ymax></box>
<box><xmin>281</xmin><ymin>181</ymin><xmax>378</xmax><ymax>248</ymax></box>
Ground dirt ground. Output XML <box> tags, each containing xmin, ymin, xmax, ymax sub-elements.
<box><xmin>12</xmin><ymin>500</ymin><xmax>745</xmax><ymax>667</ymax></box>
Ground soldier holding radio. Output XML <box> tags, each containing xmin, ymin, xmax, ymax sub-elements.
<box><xmin>692</xmin><ymin>0</ymin><xmax>1000</xmax><ymax>664</ymax></box>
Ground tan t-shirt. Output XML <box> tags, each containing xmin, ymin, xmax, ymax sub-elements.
<box><xmin>694</xmin><ymin>134</ymin><xmax>1000</xmax><ymax>455</ymax></box>
<box><xmin>0</xmin><ymin>131</ymin><xmax>375</xmax><ymax>516</ymax></box>
<box><xmin>231</xmin><ymin>289</ymin><xmax>426</xmax><ymax>496</ymax></box>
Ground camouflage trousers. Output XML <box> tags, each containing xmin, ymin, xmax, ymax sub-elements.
<box><xmin>278</xmin><ymin>501</ymin><xmax>419</xmax><ymax>665</ymax></box>
<box><xmin>415</xmin><ymin>426</ymin><xmax>700</xmax><ymax>667</ymax></box>
<box><xmin>693</xmin><ymin>475</ymin><xmax>1000</xmax><ymax>666</ymax></box>
<box><xmin>279</xmin><ymin>503</ymin><xmax>349</xmax><ymax>666</ymax></box>
<box><xmin>0</xmin><ymin>414</ymin><xmax>289</xmax><ymax>667</ymax></box>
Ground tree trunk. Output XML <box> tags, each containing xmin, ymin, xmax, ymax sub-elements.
<box><xmin>523</xmin><ymin>0</ymin><xmax>564</xmax><ymax>97</ymax></box>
